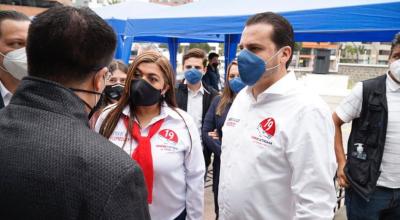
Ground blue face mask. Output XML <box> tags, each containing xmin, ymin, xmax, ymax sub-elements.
<box><xmin>237</xmin><ymin>48</ymin><xmax>281</xmax><ymax>86</ymax></box>
<box><xmin>184</xmin><ymin>68</ymin><xmax>203</xmax><ymax>84</ymax></box>
<box><xmin>229</xmin><ymin>77</ymin><xmax>246</xmax><ymax>94</ymax></box>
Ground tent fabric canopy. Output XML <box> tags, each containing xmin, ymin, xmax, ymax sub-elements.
<box><xmin>93</xmin><ymin>1</ymin><xmax>173</xmax><ymax>61</ymax></box>
<box><xmin>93</xmin><ymin>0</ymin><xmax>168</xmax><ymax>20</ymax></box>
<box><xmin>95</xmin><ymin>0</ymin><xmax>400</xmax><ymax>72</ymax></box>
<box><xmin>128</xmin><ymin>0</ymin><xmax>399</xmax><ymax>37</ymax></box>
<box><xmin>93</xmin><ymin>1</ymin><xmax>225</xmax><ymax>65</ymax></box>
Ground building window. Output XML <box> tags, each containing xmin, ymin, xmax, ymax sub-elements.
<box><xmin>379</xmin><ymin>50</ymin><xmax>391</xmax><ymax>55</ymax></box>
<box><xmin>300</xmin><ymin>48</ymin><xmax>312</xmax><ymax>55</ymax></box>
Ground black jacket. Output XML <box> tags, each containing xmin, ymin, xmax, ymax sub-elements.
<box><xmin>0</xmin><ymin>77</ymin><xmax>150</xmax><ymax>220</ymax></box>
<box><xmin>175</xmin><ymin>82</ymin><xmax>218</xmax><ymax>125</ymax></box>
<box><xmin>0</xmin><ymin>87</ymin><xmax>4</xmax><ymax>109</ymax></box>
<box><xmin>202</xmin><ymin>64</ymin><xmax>220</xmax><ymax>91</ymax></box>
<box><xmin>345</xmin><ymin>74</ymin><xmax>388</xmax><ymax>201</ymax></box>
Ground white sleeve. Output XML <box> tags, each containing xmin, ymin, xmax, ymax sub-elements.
<box><xmin>335</xmin><ymin>82</ymin><xmax>363</xmax><ymax>123</ymax></box>
<box><xmin>183</xmin><ymin>115</ymin><xmax>205</xmax><ymax>220</ymax></box>
<box><xmin>286</xmin><ymin>107</ymin><xmax>337</xmax><ymax>220</ymax></box>
<box><xmin>94</xmin><ymin>108</ymin><xmax>111</xmax><ymax>133</ymax></box>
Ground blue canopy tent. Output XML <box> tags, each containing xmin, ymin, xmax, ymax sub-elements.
<box><xmin>93</xmin><ymin>1</ymin><xmax>170</xmax><ymax>60</ymax></box>
<box><xmin>93</xmin><ymin>0</ymin><xmax>224</xmax><ymax>70</ymax></box>
<box><xmin>120</xmin><ymin>34</ymin><xmax>224</xmax><ymax>70</ymax></box>
<box><xmin>126</xmin><ymin>0</ymin><xmax>400</xmax><ymax>72</ymax></box>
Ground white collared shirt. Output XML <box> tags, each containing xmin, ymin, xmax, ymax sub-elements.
<box><xmin>95</xmin><ymin>103</ymin><xmax>205</xmax><ymax>220</ymax></box>
<box><xmin>187</xmin><ymin>83</ymin><xmax>204</xmax><ymax>135</ymax></box>
<box><xmin>336</xmin><ymin>72</ymin><xmax>400</xmax><ymax>188</ymax></box>
<box><xmin>219</xmin><ymin>72</ymin><xmax>337</xmax><ymax>220</ymax></box>
<box><xmin>0</xmin><ymin>80</ymin><xmax>12</xmax><ymax>106</ymax></box>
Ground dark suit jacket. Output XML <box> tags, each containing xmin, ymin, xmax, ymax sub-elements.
<box><xmin>0</xmin><ymin>77</ymin><xmax>150</xmax><ymax>220</ymax></box>
<box><xmin>202</xmin><ymin>64</ymin><xmax>220</xmax><ymax>91</ymax></box>
<box><xmin>175</xmin><ymin>82</ymin><xmax>218</xmax><ymax>124</ymax></box>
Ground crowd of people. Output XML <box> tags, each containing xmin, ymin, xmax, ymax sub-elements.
<box><xmin>0</xmin><ymin>5</ymin><xmax>399</xmax><ymax>220</ymax></box>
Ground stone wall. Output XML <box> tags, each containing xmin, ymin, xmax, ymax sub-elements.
<box><xmin>293</xmin><ymin>63</ymin><xmax>388</xmax><ymax>88</ymax></box>
<box><xmin>337</xmin><ymin>64</ymin><xmax>387</xmax><ymax>86</ymax></box>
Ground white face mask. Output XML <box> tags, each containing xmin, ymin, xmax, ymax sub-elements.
<box><xmin>389</xmin><ymin>59</ymin><xmax>400</xmax><ymax>82</ymax></box>
<box><xmin>0</xmin><ymin>47</ymin><xmax>28</xmax><ymax>80</ymax></box>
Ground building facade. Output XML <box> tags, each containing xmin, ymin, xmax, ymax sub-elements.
<box><xmin>72</xmin><ymin>0</ymin><xmax>120</xmax><ymax>8</ymax></box>
<box><xmin>149</xmin><ymin>0</ymin><xmax>193</xmax><ymax>6</ymax></box>
<box><xmin>340</xmin><ymin>42</ymin><xmax>392</xmax><ymax>65</ymax></box>
<box><xmin>291</xmin><ymin>42</ymin><xmax>340</xmax><ymax>72</ymax></box>
<box><xmin>0</xmin><ymin>0</ymin><xmax>71</xmax><ymax>16</ymax></box>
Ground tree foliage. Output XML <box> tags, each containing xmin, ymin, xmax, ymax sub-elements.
<box><xmin>107</xmin><ymin>0</ymin><xmax>122</xmax><ymax>4</ymax></box>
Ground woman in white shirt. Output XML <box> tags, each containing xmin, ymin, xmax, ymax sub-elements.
<box><xmin>96</xmin><ymin>51</ymin><xmax>205</xmax><ymax>220</ymax></box>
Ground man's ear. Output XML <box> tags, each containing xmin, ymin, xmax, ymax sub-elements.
<box><xmin>281</xmin><ymin>46</ymin><xmax>292</xmax><ymax>68</ymax></box>
<box><xmin>93</xmin><ymin>67</ymin><xmax>108</xmax><ymax>92</ymax></box>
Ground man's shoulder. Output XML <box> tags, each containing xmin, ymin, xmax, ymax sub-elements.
<box><xmin>290</xmin><ymin>87</ymin><xmax>331</xmax><ymax>115</ymax></box>
<box><xmin>364</xmin><ymin>74</ymin><xmax>387</xmax><ymax>82</ymax></box>
<box><xmin>80</xmin><ymin>129</ymin><xmax>133</xmax><ymax>166</ymax></box>
<box><xmin>362</xmin><ymin>74</ymin><xmax>387</xmax><ymax>90</ymax></box>
<box><xmin>175</xmin><ymin>83</ymin><xmax>188</xmax><ymax>93</ymax></box>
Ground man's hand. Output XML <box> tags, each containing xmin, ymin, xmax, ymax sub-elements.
<box><xmin>337</xmin><ymin>162</ymin><xmax>350</xmax><ymax>188</ymax></box>
<box><xmin>333</xmin><ymin>112</ymin><xmax>349</xmax><ymax>188</ymax></box>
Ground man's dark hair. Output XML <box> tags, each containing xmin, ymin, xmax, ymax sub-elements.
<box><xmin>182</xmin><ymin>48</ymin><xmax>207</xmax><ymax>68</ymax></box>
<box><xmin>0</xmin><ymin>10</ymin><xmax>30</xmax><ymax>38</ymax></box>
<box><xmin>246</xmin><ymin>12</ymin><xmax>294</xmax><ymax>69</ymax></box>
<box><xmin>208</xmin><ymin>52</ymin><xmax>219</xmax><ymax>61</ymax></box>
<box><xmin>27</xmin><ymin>6</ymin><xmax>116</xmax><ymax>84</ymax></box>
<box><xmin>390</xmin><ymin>32</ymin><xmax>400</xmax><ymax>57</ymax></box>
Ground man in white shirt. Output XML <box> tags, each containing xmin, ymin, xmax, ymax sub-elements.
<box><xmin>333</xmin><ymin>33</ymin><xmax>400</xmax><ymax>220</ymax></box>
<box><xmin>218</xmin><ymin>12</ymin><xmax>337</xmax><ymax>220</ymax></box>
<box><xmin>0</xmin><ymin>11</ymin><xmax>30</xmax><ymax>108</ymax></box>
<box><xmin>176</xmin><ymin>48</ymin><xmax>218</xmax><ymax>174</ymax></box>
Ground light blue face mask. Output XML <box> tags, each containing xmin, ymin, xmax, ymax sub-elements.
<box><xmin>237</xmin><ymin>48</ymin><xmax>282</xmax><ymax>86</ymax></box>
<box><xmin>184</xmin><ymin>68</ymin><xmax>203</xmax><ymax>84</ymax></box>
<box><xmin>229</xmin><ymin>77</ymin><xmax>246</xmax><ymax>94</ymax></box>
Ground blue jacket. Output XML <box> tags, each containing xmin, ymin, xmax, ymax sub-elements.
<box><xmin>202</xmin><ymin>96</ymin><xmax>231</xmax><ymax>196</ymax></box>
<box><xmin>202</xmin><ymin>96</ymin><xmax>232</xmax><ymax>157</ymax></box>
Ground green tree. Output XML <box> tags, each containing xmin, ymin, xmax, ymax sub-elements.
<box><xmin>107</xmin><ymin>0</ymin><xmax>122</xmax><ymax>4</ymax></box>
<box><xmin>294</xmin><ymin>42</ymin><xmax>302</xmax><ymax>51</ymax></box>
<box><xmin>188</xmin><ymin>43</ymin><xmax>211</xmax><ymax>52</ymax></box>
<box><xmin>342</xmin><ymin>43</ymin><xmax>365</xmax><ymax>63</ymax></box>
<box><xmin>159</xmin><ymin>44</ymin><xmax>168</xmax><ymax>49</ymax></box>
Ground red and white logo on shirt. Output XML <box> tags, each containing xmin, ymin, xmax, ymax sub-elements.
<box><xmin>158</xmin><ymin>129</ymin><xmax>179</xmax><ymax>146</ymax></box>
<box><xmin>257</xmin><ymin>118</ymin><xmax>276</xmax><ymax>139</ymax></box>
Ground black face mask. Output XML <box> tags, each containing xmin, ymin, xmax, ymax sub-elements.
<box><xmin>104</xmin><ymin>84</ymin><xmax>124</xmax><ymax>101</ymax></box>
<box><xmin>70</xmin><ymin>88</ymin><xmax>104</xmax><ymax>119</ymax></box>
<box><xmin>212</xmin><ymin>63</ymin><xmax>219</xmax><ymax>68</ymax></box>
<box><xmin>130</xmin><ymin>78</ymin><xmax>162</xmax><ymax>107</ymax></box>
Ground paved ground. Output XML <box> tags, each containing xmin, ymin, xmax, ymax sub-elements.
<box><xmin>202</xmin><ymin>73</ymin><xmax>353</xmax><ymax>220</ymax></box>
